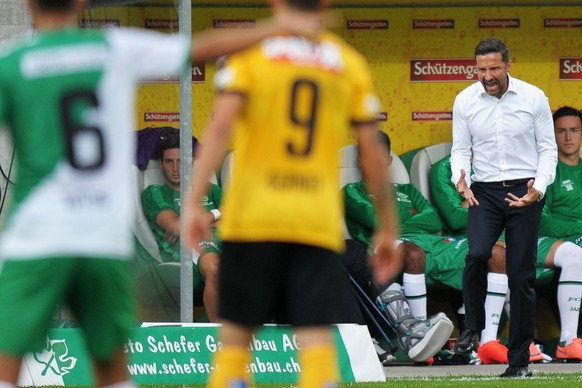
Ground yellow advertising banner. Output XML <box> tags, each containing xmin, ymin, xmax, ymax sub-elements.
<box><xmin>83</xmin><ymin>4</ymin><xmax>582</xmax><ymax>154</ymax></box>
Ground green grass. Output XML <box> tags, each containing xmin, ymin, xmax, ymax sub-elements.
<box><xmin>36</xmin><ymin>373</ymin><xmax>582</xmax><ymax>388</ymax></box>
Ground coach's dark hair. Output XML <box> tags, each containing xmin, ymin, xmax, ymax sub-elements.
<box><xmin>286</xmin><ymin>0</ymin><xmax>322</xmax><ymax>11</ymax></box>
<box><xmin>474</xmin><ymin>38</ymin><xmax>510</xmax><ymax>64</ymax></box>
<box><xmin>35</xmin><ymin>0</ymin><xmax>76</xmax><ymax>11</ymax></box>
<box><xmin>553</xmin><ymin>106</ymin><xmax>582</xmax><ymax>124</ymax></box>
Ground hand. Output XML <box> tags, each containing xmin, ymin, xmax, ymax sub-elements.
<box><xmin>164</xmin><ymin>231</ymin><xmax>179</xmax><ymax>245</ymax></box>
<box><xmin>505</xmin><ymin>179</ymin><xmax>540</xmax><ymax>207</ymax></box>
<box><xmin>274</xmin><ymin>8</ymin><xmax>328</xmax><ymax>37</ymax></box>
<box><xmin>183</xmin><ymin>200</ymin><xmax>213</xmax><ymax>253</ymax></box>
<box><xmin>369</xmin><ymin>228</ymin><xmax>403</xmax><ymax>285</ymax></box>
<box><xmin>456</xmin><ymin>169</ymin><xmax>479</xmax><ymax>206</ymax></box>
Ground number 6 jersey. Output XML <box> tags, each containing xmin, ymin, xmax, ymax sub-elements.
<box><xmin>0</xmin><ymin>28</ymin><xmax>189</xmax><ymax>260</ymax></box>
<box><xmin>214</xmin><ymin>32</ymin><xmax>380</xmax><ymax>252</ymax></box>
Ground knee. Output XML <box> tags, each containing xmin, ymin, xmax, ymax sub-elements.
<box><xmin>402</xmin><ymin>242</ymin><xmax>425</xmax><ymax>274</ymax></box>
<box><xmin>468</xmin><ymin>246</ymin><xmax>493</xmax><ymax>263</ymax></box>
<box><xmin>487</xmin><ymin>244</ymin><xmax>506</xmax><ymax>274</ymax></box>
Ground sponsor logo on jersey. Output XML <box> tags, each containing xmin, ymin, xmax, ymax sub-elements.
<box><xmin>144</xmin><ymin>112</ymin><xmax>180</xmax><ymax>122</ymax></box>
<box><xmin>478</xmin><ymin>18</ymin><xmax>520</xmax><ymax>28</ymax></box>
<box><xmin>561</xmin><ymin>179</ymin><xmax>575</xmax><ymax>191</ymax></box>
<box><xmin>412</xmin><ymin>111</ymin><xmax>452</xmax><ymax>121</ymax></box>
<box><xmin>213</xmin><ymin>19</ymin><xmax>256</xmax><ymax>29</ymax></box>
<box><xmin>145</xmin><ymin>19</ymin><xmax>179</xmax><ymax>30</ymax></box>
<box><xmin>78</xmin><ymin>19</ymin><xmax>120</xmax><ymax>28</ymax></box>
<box><xmin>560</xmin><ymin>58</ymin><xmax>582</xmax><ymax>80</ymax></box>
<box><xmin>262</xmin><ymin>36</ymin><xmax>344</xmax><ymax>72</ymax></box>
<box><xmin>346</xmin><ymin>20</ymin><xmax>389</xmax><ymax>30</ymax></box>
<box><xmin>413</xmin><ymin>19</ymin><xmax>454</xmax><ymax>29</ymax></box>
<box><xmin>410</xmin><ymin>58</ymin><xmax>476</xmax><ymax>82</ymax></box>
<box><xmin>544</xmin><ymin>18</ymin><xmax>582</xmax><ymax>28</ymax></box>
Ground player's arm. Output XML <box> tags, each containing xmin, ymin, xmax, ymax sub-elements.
<box><xmin>400</xmin><ymin>184</ymin><xmax>442</xmax><ymax>235</ymax></box>
<box><xmin>155</xmin><ymin>210</ymin><xmax>181</xmax><ymax>244</ymax></box>
<box><xmin>429</xmin><ymin>158</ymin><xmax>468</xmax><ymax>233</ymax></box>
<box><xmin>343</xmin><ymin>183</ymin><xmax>378</xmax><ymax>230</ymax></box>
<box><xmin>356</xmin><ymin>124</ymin><xmax>402</xmax><ymax>284</ymax></box>
<box><xmin>191</xmin><ymin>10</ymin><xmax>322</xmax><ymax>62</ymax></box>
<box><xmin>183</xmin><ymin>93</ymin><xmax>244</xmax><ymax>250</ymax></box>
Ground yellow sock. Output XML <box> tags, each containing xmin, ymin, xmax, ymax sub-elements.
<box><xmin>298</xmin><ymin>344</ymin><xmax>339</xmax><ymax>388</ymax></box>
<box><xmin>207</xmin><ymin>346</ymin><xmax>252</xmax><ymax>388</ymax></box>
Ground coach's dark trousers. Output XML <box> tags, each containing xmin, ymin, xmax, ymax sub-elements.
<box><xmin>464</xmin><ymin>180</ymin><xmax>544</xmax><ymax>367</ymax></box>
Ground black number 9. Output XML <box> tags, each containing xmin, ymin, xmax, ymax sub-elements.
<box><xmin>288</xmin><ymin>79</ymin><xmax>318</xmax><ymax>157</ymax></box>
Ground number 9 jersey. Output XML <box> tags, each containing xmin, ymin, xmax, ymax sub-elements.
<box><xmin>0</xmin><ymin>28</ymin><xmax>189</xmax><ymax>260</ymax></box>
<box><xmin>214</xmin><ymin>32</ymin><xmax>381</xmax><ymax>253</ymax></box>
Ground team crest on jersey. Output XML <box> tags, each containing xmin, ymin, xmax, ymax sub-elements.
<box><xmin>561</xmin><ymin>179</ymin><xmax>574</xmax><ymax>191</ymax></box>
<box><xmin>395</xmin><ymin>191</ymin><xmax>412</xmax><ymax>203</ymax></box>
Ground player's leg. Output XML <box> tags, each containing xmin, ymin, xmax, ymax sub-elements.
<box><xmin>478</xmin><ymin>243</ymin><xmax>509</xmax><ymax>363</ymax></box>
<box><xmin>208</xmin><ymin>321</ymin><xmax>254</xmax><ymax>388</ymax></box>
<box><xmin>294</xmin><ymin>326</ymin><xmax>338</xmax><ymax>388</ymax></box>
<box><xmin>401</xmin><ymin>241</ymin><xmax>428</xmax><ymax>320</ymax></box>
<box><xmin>0</xmin><ymin>258</ymin><xmax>73</xmax><ymax>384</ymax></box>
<box><xmin>71</xmin><ymin>258</ymin><xmax>136</xmax><ymax>387</ymax></box>
<box><xmin>545</xmin><ymin>240</ymin><xmax>582</xmax><ymax>360</ymax></box>
<box><xmin>286</xmin><ymin>244</ymin><xmax>355</xmax><ymax>387</ymax></box>
<box><xmin>0</xmin><ymin>354</ymin><xmax>20</xmax><ymax>385</ymax></box>
<box><xmin>209</xmin><ymin>242</ymin><xmax>281</xmax><ymax>387</ymax></box>
<box><xmin>197</xmin><ymin>250</ymin><xmax>220</xmax><ymax>322</ymax></box>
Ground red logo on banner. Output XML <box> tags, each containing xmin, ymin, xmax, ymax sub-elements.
<box><xmin>144</xmin><ymin>112</ymin><xmax>180</xmax><ymax>122</ymax></box>
<box><xmin>141</xmin><ymin>63</ymin><xmax>206</xmax><ymax>83</ymax></box>
<box><xmin>479</xmin><ymin>18</ymin><xmax>520</xmax><ymax>28</ymax></box>
<box><xmin>213</xmin><ymin>19</ymin><xmax>256</xmax><ymax>29</ymax></box>
<box><xmin>413</xmin><ymin>19</ymin><xmax>454</xmax><ymax>29</ymax></box>
<box><xmin>145</xmin><ymin>19</ymin><xmax>179</xmax><ymax>30</ymax></box>
<box><xmin>347</xmin><ymin>20</ymin><xmax>389</xmax><ymax>30</ymax></box>
<box><xmin>545</xmin><ymin>18</ymin><xmax>582</xmax><ymax>28</ymax></box>
<box><xmin>560</xmin><ymin>58</ymin><xmax>582</xmax><ymax>80</ymax></box>
<box><xmin>410</xmin><ymin>58</ymin><xmax>476</xmax><ymax>82</ymax></box>
<box><xmin>412</xmin><ymin>111</ymin><xmax>453</xmax><ymax>121</ymax></box>
<box><xmin>377</xmin><ymin>112</ymin><xmax>388</xmax><ymax>121</ymax></box>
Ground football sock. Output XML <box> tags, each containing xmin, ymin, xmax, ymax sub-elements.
<box><xmin>480</xmin><ymin>272</ymin><xmax>508</xmax><ymax>345</ymax></box>
<box><xmin>553</xmin><ymin>242</ymin><xmax>582</xmax><ymax>345</ymax></box>
<box><xmin>298</xmin><ymin>344</ymin><xmax>339</xmax><ymax>388</ymax></box>
<box><xmin>207</xmin><ymin>346</ymin><xmax>251</xmax><ymax>388</ymax></box>
<box><xmin>403</xmin><ymin>273</ymin><xmax>427</xmax><ymax>320</ymax></box>
<box><xmin>102</xmin><ymin>382</ymin><xmax>137</xmax><ymax>388</ymax></box>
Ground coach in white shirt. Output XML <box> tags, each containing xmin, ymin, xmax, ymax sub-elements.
<box><xmin>450</xmin><ymin>38</ymin><xmax>557</xmax><ymax>378</ymax></box>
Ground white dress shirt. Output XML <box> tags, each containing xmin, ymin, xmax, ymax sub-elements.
<box><xmin>450</xmin><ymin>74</ymin><xmax>557</xmax><ymax>195</ymax></box>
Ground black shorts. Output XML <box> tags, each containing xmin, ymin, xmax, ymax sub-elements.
<box><xmin>219</xmin><ymin>241</ymin><xmax>360</xmax><ymax>327</ymax></box>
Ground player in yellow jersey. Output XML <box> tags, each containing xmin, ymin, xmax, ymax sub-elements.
<box><xmin>184</xmin><ymin>1</ymin><xmax>400</xmax><ymax>387</ymax></box>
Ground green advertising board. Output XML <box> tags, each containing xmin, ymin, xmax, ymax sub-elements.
<box><xmin>20</xmin><ymin>323</ymin><xmax>384</xmax><ymax>385</ymax></box>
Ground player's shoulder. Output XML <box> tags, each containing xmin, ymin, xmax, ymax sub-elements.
<box><xmin>142</xmin><ymin>183</ymin><xmax>167</xmax><ymax>197</ymax></box>
<box><xmin>0</xmin><ymin>31</ymin><xmax>35</xmax><ymax>62</ymax></box>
